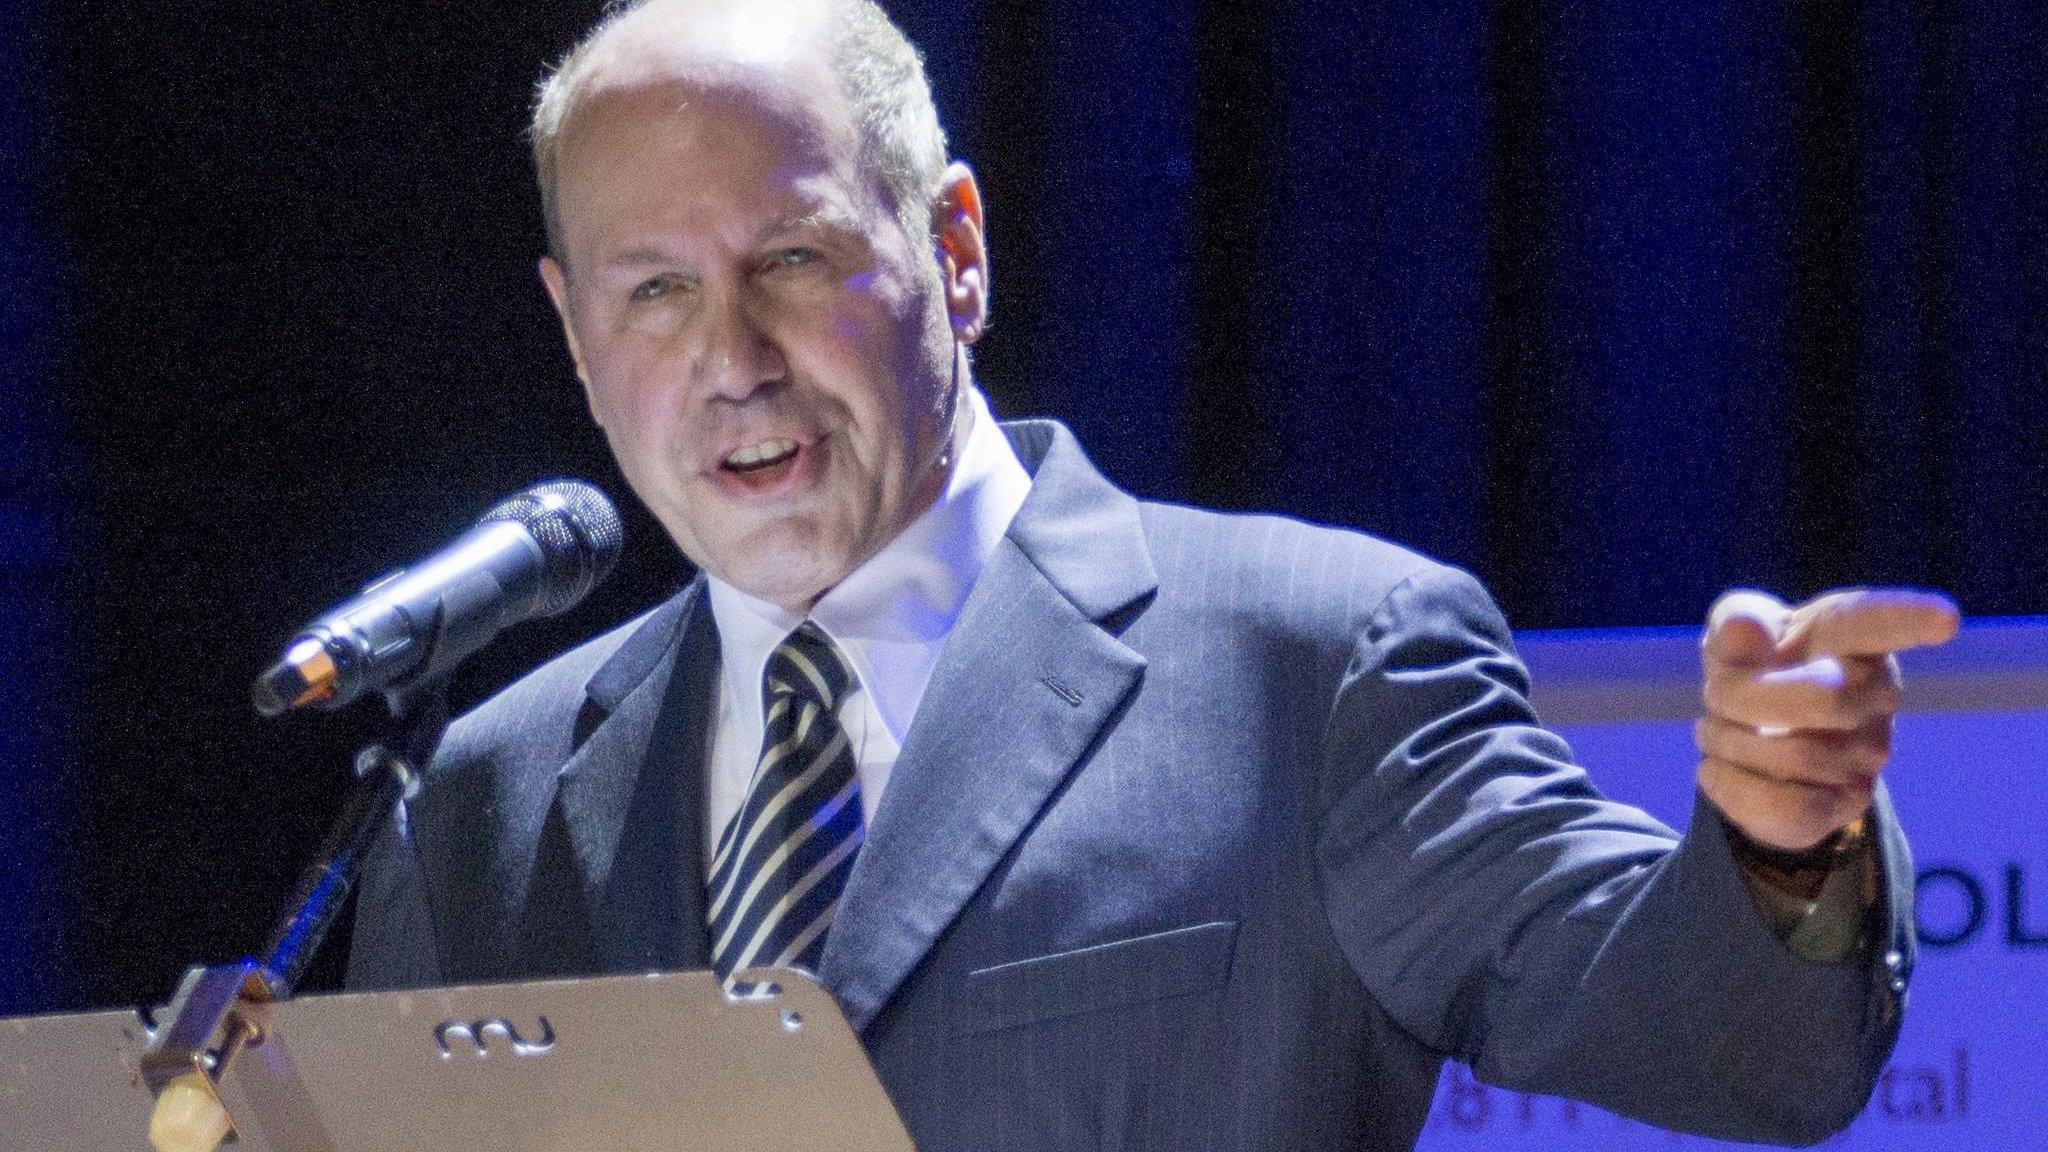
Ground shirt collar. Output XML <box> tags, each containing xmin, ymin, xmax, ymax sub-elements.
<box><xmin>705</xmin><ymin>385</ymin><xmax>1032</xmax><ymax>741</ymax></box>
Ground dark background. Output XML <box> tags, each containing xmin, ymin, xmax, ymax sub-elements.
<box><xmin>1</xmin><ymin>1</ymin><xmax>2042</xmax><ymax>1014</ymax></box>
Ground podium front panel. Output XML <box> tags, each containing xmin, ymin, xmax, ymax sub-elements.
<box><xmin>217</xmin><ymin>968</ymin><xmax>912</xmax><ymax>1152</ymax></box>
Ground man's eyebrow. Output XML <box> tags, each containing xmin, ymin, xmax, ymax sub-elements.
<box><xmin>587</xmin><ymin>211</ymin><xmax>863</xmax><ymax>269</ymax></box>
<box><xmin>754</xmin><ymin>209</ymin><xmax>859</xmax><ymax>244</ymax></box>
<box><xmin>598</xmin><ymin>245</ymin><xmax>689</xmax><ymax>270</ymax></box>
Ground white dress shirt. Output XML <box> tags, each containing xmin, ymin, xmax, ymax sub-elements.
<box><xmin>701</xmin><ymin>387</ymin><xmax>1032</xmax><ymax>865</ymax></box>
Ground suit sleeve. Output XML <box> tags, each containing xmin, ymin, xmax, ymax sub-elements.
<box><xmin>1313</xmin><ymin>562</ymin><xmax>1912</xmax><ymax>1146</ymax></box>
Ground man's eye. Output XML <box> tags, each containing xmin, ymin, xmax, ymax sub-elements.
<box><xmin>770</xmin><ymin>248</ymin><xmax>820</xmax><ymax>270</ymax></box>
<box><xmin>631</xmin><ymin>275</ymin><xmax>680</xmax><ymax>301</ymax></box>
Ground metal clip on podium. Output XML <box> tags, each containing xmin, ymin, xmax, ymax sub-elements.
<box><xmin>134</xmin><ymin>682</ymin><xmax>450</xmax><ymax>1152</ymax></box>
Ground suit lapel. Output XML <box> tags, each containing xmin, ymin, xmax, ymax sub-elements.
<box><xmin>555</xmin><ymin>579</ymin><xmax>719</xmax><ymax>972</ymax></box>
<box><xmin>821</xmin><ymin>420</ymin><xmax>1158</xmax><ymax>1032</ymax></box>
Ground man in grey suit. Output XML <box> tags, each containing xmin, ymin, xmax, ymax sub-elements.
<box><xmin>347</xmin><ymin>1</ymin><xmax>1962</xmax><ymax>1148</ymax></box>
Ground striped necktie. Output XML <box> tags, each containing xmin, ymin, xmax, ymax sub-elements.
<box><xmin>707</xmin><ymin>622</ymin><xmax>866</xmax><ymax>984</ymax></box>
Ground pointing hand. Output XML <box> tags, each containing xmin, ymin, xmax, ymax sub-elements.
<box><xmin>1695</xmin><ymin>587</ymin><xmax>1959</xmax><ymax>851</ymax></box>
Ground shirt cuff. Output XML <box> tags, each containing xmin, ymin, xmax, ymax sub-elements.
<box><xmin>1724</xmin><ymin>817</ymin><xmax>1879</xmax><ymax>964</ymax></box>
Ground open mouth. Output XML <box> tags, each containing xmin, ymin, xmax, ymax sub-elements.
<box><xmin>711</xmin><ymin>435</ymin><xmax>818</xmax><ymax>497</ymax></box>
<box><xmin>722</xmin><ymin>438</ymin><xmax>801</xmax><ymax>473</ymax></box>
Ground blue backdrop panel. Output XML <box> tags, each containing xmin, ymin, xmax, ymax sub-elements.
<box><xmin>1415</xmin><ymin>621</ymin><xmax>2048</xmax><ymax>1149</ymax></box>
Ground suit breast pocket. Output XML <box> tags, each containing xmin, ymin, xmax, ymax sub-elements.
<box><xmin>952</xmin><ymin>920</ymin><xmax>1238</xmax><ymax>1037</ymax></box>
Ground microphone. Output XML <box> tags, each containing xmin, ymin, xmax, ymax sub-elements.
<box><xmin>252</xmin><ymin>480</ymin><xmax>624</xmax><ymax>717</ymax></box>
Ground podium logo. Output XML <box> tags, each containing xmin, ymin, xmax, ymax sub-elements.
<box><xmin>434</xmin><ymin>1016</ymin><xmax>557</xmax><ymax>1061</ymax></box>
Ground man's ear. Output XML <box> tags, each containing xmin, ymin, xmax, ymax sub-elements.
<box><xmin>930</xmin><ymin>162</ymin><xmax>988</xmax><ymax>346</ymax></box>
<box><xmin>538</xmin><ymin>256</ymin><xmax>601</xmax><ymax>425</ymax></box>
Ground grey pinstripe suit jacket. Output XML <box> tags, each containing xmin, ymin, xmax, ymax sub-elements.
<box><xmin>348</xmin><ymin>419</ymin><xmax>1913</xmax><ymax>1151</ymax></box>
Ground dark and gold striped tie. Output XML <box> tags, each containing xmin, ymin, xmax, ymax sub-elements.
<box><xmin>707</xmin><ymin>622</ymin><xmax>866</xmax><ymax>984</ymax></box>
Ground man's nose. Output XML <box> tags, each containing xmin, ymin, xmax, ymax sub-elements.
<box><xmin>695</xmin><ymin>294</ymin><xmax>789</xmax><ymax>402</ymax></box>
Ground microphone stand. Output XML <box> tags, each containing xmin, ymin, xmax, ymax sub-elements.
<box><xmin>138</xmin><ymin>680</ymin><xmax>451</xmax><ymax>1152</ymax></box>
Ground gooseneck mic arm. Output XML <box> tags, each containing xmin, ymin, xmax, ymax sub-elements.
<box><xmin>254</xmin><ymin>687</ymin><xmax>448</xmax><ymax>1000</ymax></box>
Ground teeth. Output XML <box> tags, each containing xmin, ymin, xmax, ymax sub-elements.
<box><xmin>725</xmin><ymin>439</ymin><xmax>799</xmax><ymax>468</ymax></box>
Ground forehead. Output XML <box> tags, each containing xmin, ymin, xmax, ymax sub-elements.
<box><xmin>566</xmin><ymin>75</ymin><xmax>846</xmax><ymax>176</ymax></box>
<box><xmin>551</xmin><ymin>38</ymin><xmax>872</xmax><ymax>250</ymax></box>
<box><xmin>557</xmin><ymin>1</ymin><xmax>860</xmax><ymax>179</ymax></box>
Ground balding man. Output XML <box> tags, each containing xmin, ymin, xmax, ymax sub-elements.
<box><xmin>347</xmin><ymin>3</ymin><xmax>1958</xmax><ymax>1149</ymax></box>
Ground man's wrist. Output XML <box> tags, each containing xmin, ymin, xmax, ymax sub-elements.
<box><xmin>1724</xmin><ymin>817</ymin><xmax>1870</xmax><ymax>901</ymax></box>
<box><xmin>1723</xmin><ymin>814</ymin><xmax>1878</xmax><ymax>962</ymax></box>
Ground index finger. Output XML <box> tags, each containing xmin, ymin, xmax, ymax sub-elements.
<box><xmin>1784</xmin><ymin>587</ymin><xmax>1961</xmax><ymax>658</ymax></box>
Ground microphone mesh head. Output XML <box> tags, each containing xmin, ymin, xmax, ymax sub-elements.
<box><xmin>479</xmin><ymin>479</ymin><xmax>625</xmax><ymax>615</ymax></box>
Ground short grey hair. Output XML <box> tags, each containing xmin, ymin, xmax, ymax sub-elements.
<box><xmin>530</xmin><ymin>0</ymin><xmax>951</xmax><ymax>261</ymax></box>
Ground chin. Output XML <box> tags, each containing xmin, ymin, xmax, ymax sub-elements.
<box><xmin>712</xmin><ymin>539</ymin><xmax>856</xmax><ymax>612</ymax></box>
